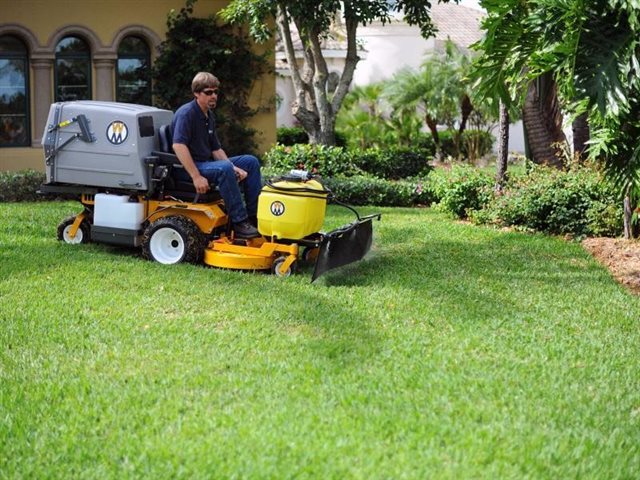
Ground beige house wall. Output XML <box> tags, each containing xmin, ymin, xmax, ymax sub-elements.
<box><xmin>0</xmin><ymin>0</ymin><xmax>276</xmax><ymax>172</ymax></box>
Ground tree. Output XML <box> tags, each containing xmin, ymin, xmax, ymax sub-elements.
<box><xmin>472</xmin><ymin>0</ymin><xmax>640</xmax><ymax>235</ymax></box>
<box><xmin>384</xmin><ymin>40</ymin><xmax>473</xmax><ymax>160</ymax></box>
<box><xmin>151</xmin><ymin>0</ymin><xmax>269</xmax><ymax>155</ymax></box>
<box><xmin>220</xmin><ymin>0</ymin><xmax>457</xmax><ymax>146</ymax></box>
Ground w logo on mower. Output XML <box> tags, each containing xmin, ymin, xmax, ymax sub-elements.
<box><xmin>270</xmin><ymin>201</ymin><xmax>285</xmax><ymax>216</ymax></box>
<box><xmin>106</xmin><ymin>121</ymin><xmax>128</xmax><ymax>145</ymax></box>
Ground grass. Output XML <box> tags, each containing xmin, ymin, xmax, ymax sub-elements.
<box><xmin>1</xmin><ymin>201</ymin><xmax>639</xmax><ymax>479</ymax></box>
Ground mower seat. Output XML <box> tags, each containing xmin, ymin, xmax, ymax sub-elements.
<box><xmin>149</xmin><ymin>124</ymin><xmax>220</xmax><ymax>203</ymax></box>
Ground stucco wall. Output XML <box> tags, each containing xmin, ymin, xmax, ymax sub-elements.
<box><xmin>0</xmin><ymin>0</ymin><xmax>276</xmax><ymax>171</ymax></box>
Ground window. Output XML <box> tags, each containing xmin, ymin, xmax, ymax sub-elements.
<box><xmin>116</xmin><ymin>36</ymin><xmax>151</xmax><ymax>105</ymax></box>
<box><xmin>0</xmin><ymin>35</ymin><xmax>29</xmax><ymax>147</ymax></box>
<box><xmin>55</xmin><ymin>36</ymin><xmax>91</xmax><ymax>102</ymax></box>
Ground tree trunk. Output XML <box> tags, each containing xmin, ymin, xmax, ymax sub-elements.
<box><xmin>572</xmin><ymin>112</ymin><xmax>590</xmax><ymax>162</ymax></box>
<box><xmin>624</xmin><ymin>186</ymin><xmax>633</xmax><ymax>239</ymax></box>
<box><xmin>277</xmin><ymin>4</ymin><xmax>361</xmax><ymax>146</ymax></box>
<box><xmin>458</xmin><ymin>94</ymin><xmax>473</xmax><ymax>134</ymax></box>
<box><xmin>426</xmin><ymin>115</ymin><xmax>442</xmax><ymax>161</ymax></box>
<box><xmin>495</xmin><ymin>100</ymin><xmax>509</xmax><ymax>193</ymax></box>
<box><xmin>522</xmin><ymin>73</ymin><xmax>567</xmax><ymax>168</ymax></box>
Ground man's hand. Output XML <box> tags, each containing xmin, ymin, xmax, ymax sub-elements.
<box><xmin>234</xmin><ymin>166</ymin><xmax>247</xmax><ymax>182</ymax></box>
<box><xmin>192</xmin><ymin>174</ymin><xmax>210</xmax><ymax>194</ymax></box>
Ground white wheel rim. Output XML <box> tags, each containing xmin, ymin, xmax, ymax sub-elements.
<box><xmin>274</xmin><ymin>259</ymin><xmax>291</xmax><ymax>277</ymax></box>
<box><xmin>63</xmin><ymin>225</ymin><xmax>83</xmax><ymax>244</ymax></box>
<box><xmin>149</xmin><ymin>227</ymin><xmax>185</xmax><ymax>264</ymax></box>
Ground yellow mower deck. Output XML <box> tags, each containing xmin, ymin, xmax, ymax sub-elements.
<box><xmin>204</xmin><ymin>236</ymin><xmax>299</xmax><ymax>275</ymax></box>
<box><xmin>66</xmin><ymin>194</ymin><xmax>303</xmax><ymax>276</ymax></box>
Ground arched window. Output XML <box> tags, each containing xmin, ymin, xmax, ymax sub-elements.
<box><xmin>0</xmin><ymin>35</ymin><xmax>29</xmax><ymax>147</ymax></box>
<box><xmin>55</xmin><ymin>36</ymin><xmax>91</xmax><ymax>101</ymax></box>
<box><xmin>116</xmin><ymin>36</ymin><xmax>151</xmax><ymax>105</ymax></box>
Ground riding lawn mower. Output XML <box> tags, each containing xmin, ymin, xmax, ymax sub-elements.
<box><xmin>39</xmin><ymin>101</ymin><xmax>380</xmax><ymax>281</ymax></box>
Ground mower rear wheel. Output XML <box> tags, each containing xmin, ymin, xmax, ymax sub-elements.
<box><xmin>57</xmin><ymin>216</ymin><xmax>90</xmax><ymax>244</ymax></box>
<box><xmin>302</xmin><ymin>246</ymin><xmax>320</xmax><ymax>264</ymax></box>
<box><xmin>142</xmin><ymin>216</ymin><xmax>205</xmax><ymax>264</ymax></box>
<box><xmin>272</xmin><ymin>256</ymin><xmax>296</xmax><ymax>277</ymax></box>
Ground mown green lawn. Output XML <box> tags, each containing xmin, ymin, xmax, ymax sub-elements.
<box><xmin>1</xmin><ymin>201</ymin><xmax>639</xmax><ymax>479</ymax></box>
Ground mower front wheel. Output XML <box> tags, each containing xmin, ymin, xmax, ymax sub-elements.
<box><xmin>57</xmin><ymin>216</ymin><xmax>90</xmax><ymax>244</ymax></box>
<box><xmin>272</xmin><ymin>256</ymin><xmax>296</xmax><ymax>277</ymax></box>
<box><xmin>142</xmin><ymin>216</ymin><xmax>205</xmax><ymax>264</ymax></box>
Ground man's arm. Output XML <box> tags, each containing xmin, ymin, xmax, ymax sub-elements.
<box><xmin>173</xmin><ymin>143</ymin><xmax>210</xmax><ymax>194</ymax></box>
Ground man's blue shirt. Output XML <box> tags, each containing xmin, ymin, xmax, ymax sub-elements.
<box><xmin>171</xmin><ymin>99</ymin><xmax>222</xmax><ymax>162</ymax></box>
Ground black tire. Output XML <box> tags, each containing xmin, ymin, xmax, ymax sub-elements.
<box><xmin>301</xmin><ymin>246</ymin><xmax>320</xmax><ymax>264</ymax></box>
<box><xmin>57</xmin><ymin>216</ymin><xmax>91</xmax><ymax>244</ymax></box>
<box><xmin>142</xmin><ymin>216</ymin><xmax>205</xmax><ymax>264</ymax></box>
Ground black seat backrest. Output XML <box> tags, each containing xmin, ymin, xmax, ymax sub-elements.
<box><xmin>151</xmin><ymin>124</ymin><xmax>221</xmax><ymax>204</ymax></box>
<box><xmin>158</xmin><ymin>124</ymin><xmax>173</xmax><ymax>154</ymax></box>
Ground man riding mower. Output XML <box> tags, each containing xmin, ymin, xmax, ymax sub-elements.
<box><xmin>39</xmin><ymin>101</ymin><xmax>379</xmax><ymax>280</ymax></box>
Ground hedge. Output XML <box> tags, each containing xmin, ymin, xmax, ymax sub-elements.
<box><xmin>0</xmin><ymin>170</ymin><xmax>48</xmax><ymax>202</ymax></box>
<box><xmin>265</xmin><ymin>144</ymin><xmax>432</xmax><ymax>180</ymax></box>
<box><xmin>469</xmin><ymin>163</ymin><xmax>623</xmax><ymax>237</ymax></box>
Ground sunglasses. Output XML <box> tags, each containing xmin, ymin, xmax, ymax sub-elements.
<box><xmin>201</xmin><ymin>88</ymin><xmax>219</xmax><ymax>96</ymax></box>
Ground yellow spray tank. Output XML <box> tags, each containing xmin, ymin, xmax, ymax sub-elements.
<box><xmin>257</xmin><ymin>172</ymin><xmax>329</xmax><ymax>240</ymax></box>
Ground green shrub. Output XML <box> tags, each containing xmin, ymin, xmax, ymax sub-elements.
<box><xmin>352</xmin><ymin>147</ymin><xmax>433</xmax><ymax>180</ymax></box>
<box><xmin>276</xmin><ymin>127</ymin><xmax>309</xmax><ymax>146</ymax></box>
<box><xmin>324</xmin><ymin>175</ymin><xmax>433</xmax><ymax>207</ymax></box>
<box><xmin>0</xmin><ymin>170</ymin><xmax>47</xmax><ymax>202</ymax></box>
<box><xmin>264</xmin><ymin>144</ymin><xmax>362</xmax><ymax>177</ymax></box>
<box><xmin>462</xmin><ymin>130</ymin><xmax>494</xmax><ymax>159</ymax></box>
<box><xmin>429</xmin><ymin>165</ymin><xmax>494</xmax><ymax>218</ymax></box>
<box><xmin>471</xmin><ymin>164</ymin><xmax>623</xmax><ymax>237</ymax></box>
<box><xmin>266</xmin><ymin>144</ymin><xmax>433</xmax><ymax>180</ymax></box>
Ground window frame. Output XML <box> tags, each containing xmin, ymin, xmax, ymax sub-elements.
<box><xmin>0</xmin><ymin>34</ymin><xmax>31</xmax><ymax>148</ymax></box>
<box><xmin>116</xmin><ymin>35</ymin><xmax>152</xmax><ymax>105</ymax></box>
<box><xmin>54</xmin><ymin>35</ymin><xmax>92</xmax><ymax>103</ymax></box>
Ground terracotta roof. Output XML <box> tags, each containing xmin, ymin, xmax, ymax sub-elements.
<box><xmin>430</xmin><ymin>3</ymin><xmax>485</xmax><ymax>48</ymax></box>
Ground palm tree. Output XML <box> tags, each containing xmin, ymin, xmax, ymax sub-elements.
<box><xmin>472</xmin><ymin>0</ymin><xmax>640</xmax><ymax>235</ymax></box>
<box><xmin>384</xmin><ymin>40</ymin><xmax>473</xmax><ymax>161</ymax></box>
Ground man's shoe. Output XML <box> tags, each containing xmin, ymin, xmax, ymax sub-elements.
<box><xmin>234</xmin><ymin>220</ymin><xmax>260</xmax><ymax>239</ymax></box>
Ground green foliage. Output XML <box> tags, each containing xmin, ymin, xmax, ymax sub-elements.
<box><xmin>0</xmin><ymin>170</ymin><xmax>46</xmax><ymax>202</ymax></box>
<box><xmin>471</xmin><ymin>0</ymin><xmax>640</xmax><ymax>204</ymax></box>
<box><xmin>265</xmin><ymin>144</ymin><xmax>433</xmax><ymax>181</ymax></box>
<box><xmin>220</xmin><ymin>1</ymin><xmax>450</xmax><ymax>44</ymax></box>
<box><xmin>276</xmin><ymin>127</ymin><xmax>309</xmax><ymax>146</ymax></box>
<box><xmin>264</xmin><ymin>144</ymin><xmax>362</xmax><ymax>177</ymax></box>
<box><xmin>324</xmin><ymin>175</ymin><xmax>432</xmax><ymax>207</ymax></box>
<box><xmin>429</xmin><ymin>165</ymin><xmax>494</xmax><ymax>218</ymax></box>
<box><xmin>151</xmin><ymin>0</ymin><xmax>269</xmax><ymax>155</ymax></box>
<box><xmin>470</xmin><ymin>163</ymin><xmax>623</xmax><ymax>237</ymax></box>
<box><xmin>352</xmin><ymin>147</ymin><xmax>433</xmax><ymax>180</ymax></box>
